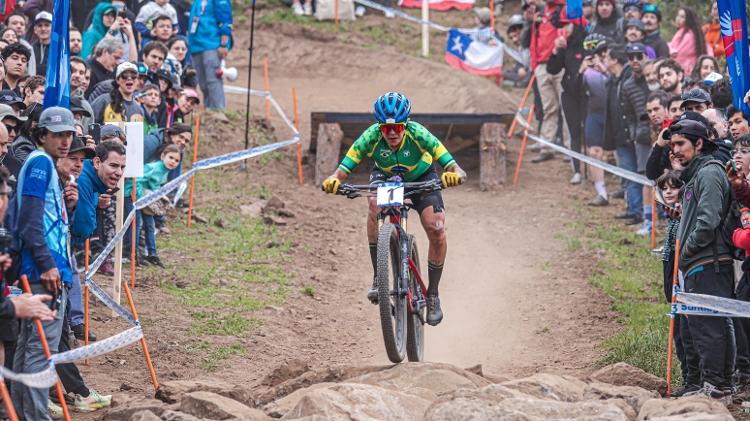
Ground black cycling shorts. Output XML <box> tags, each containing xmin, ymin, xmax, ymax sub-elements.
<box><xmin>369</xmin><ymin>166</ymin><xmax>444</xmax><ymax>214</ymax></box>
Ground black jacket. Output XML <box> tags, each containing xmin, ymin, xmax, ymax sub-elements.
<box><xmin>644</xmin><ymin>31</ymin><xmax>670</xmax><ymax>58</ymax></box>
<box><xmin>32</xmin><ymin>41</ymin><xmax>49</xmax><ymax>77</ymax></box>
<box><xmin>604</xmin><ymin>64</ymin><xmax>632</xmax><ymax>150</ymax></box>
<box><xmin>86</xmin><ymin>58</ymin><xmax>115</xmax><ymax>100</ymax></box>
<box><xmin>547</xmin><ymin>26</ymin><xmax>586</xmax><ymax>95</ymax></box>
<box><xmin>622</xmin><ymin>72</ymin><xmax>651</xmax><ymax>145</ymax></box>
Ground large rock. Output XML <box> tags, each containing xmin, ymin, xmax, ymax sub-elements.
<box><xmin>128</xmin><ymin>410</ymin><xmax>161</xmax><ymax>421</ymax></box>
<box><xmin>589</xmin><ymin>363</ymin><xmax>668</xmax><ymax>396</ymax></box>
<box><xmin>584</xmin><ymin>381</ymin><xmax>660</xmax><ymax>413</ymax></box>
<box><xmin>280</xmin><ymin>383</ymin><xmax>432</xmax><ymax>420</ymax></box>
<box><xmin>180</xmin><ymin>391</ymin><xmax>271</xmax><ymax>420</ymax></box>
<box><xmin>103</xmin><ymin>398</ymin><xmax>167</xmax><ymax>421</ymax></box>
<box><xmin>500</xmin><ymin>374</ymin><xmax>587</xmax><ymax>402</ymax></box>
<box><xmin>160</xmin><ymin>410</ymin><xmax>207</xmax><ymax>421</ymax></box>
<box><xmin>348</xmin><ymin>362</ymin><xmax>492</xmax><ymax>399</ymax></box>
<box><xmin>425</xmin><ymin>395</ymin><xmax>633</xmax><ymax>421</ymax></box>
<box><xmin>263</xmin><ymin>382</ymin><xmax>338</xmax><ymax>418</ymax></box>
<box><xmin>156</xmin><ymin>379</ymin><xmax>235</xmax><ymax>404</ymax></box>
<box><xmin>637</xmin><ymin>396</ymin><xmax>733</xmax><ymax>420</ymax></box>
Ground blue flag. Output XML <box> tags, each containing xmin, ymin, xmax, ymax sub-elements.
<box><xmin>43</xmin><ymin>0</ymin><xmax>70</xmax><ymax>109</ymax></box>
<box><xmin>718</xmin><ymin>0</ymin><xmax>750</xmax><ymax>115</ymax></box>
<box><xmin>566</xmin><ymin>0</ymin><xmax>583</xmax><ymax>20</ymax></box>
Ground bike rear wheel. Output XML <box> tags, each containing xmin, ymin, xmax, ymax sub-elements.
<box><xmin>377</xmin><ymin>222</ymin><xmax>407</xmax><ymax>363</ymax></box>
<box><xmin>406</xmin><ymin>235</ymin><xmax>425</xmax><ymax>362</ymax></box>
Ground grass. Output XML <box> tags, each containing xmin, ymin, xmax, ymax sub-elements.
<box><xmin>301</xmin><ymin>286</ymin><xmax>315</xmax><ymax>297</ymax></box>
<box><xmin>185</xmin><ymin>341</ymin><xmax>247</xmax><ymax>371</ymax></box>
<box><xmin>576</xmin><ymin>216</ymin><xmax>681</xmax><ymax>384</ymax></box>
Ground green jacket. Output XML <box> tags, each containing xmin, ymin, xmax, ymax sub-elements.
<box><xmin>676</xmin><ymin>153</ymin><xmax>732</xmax><ymax>272</ymax></box>
<box><xmin>82</xmin><ymin>2</ymin><xmax>113</xmax><ymax>60</ymax></box>
<box><xmin>124</xmin><ymin>161</ymin><xmax>170</xmax><ymax>200</ymax></box>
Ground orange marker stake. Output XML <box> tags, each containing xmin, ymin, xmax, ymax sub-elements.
<box><xmin>84</xmin><ymin>240</ymin><xmax>90</xmax><ymax>364</ymax></box>
<box><xmin>666</xmin><ymin>239</ymin><xmax>681</xmax><ymax>396</ymax></box>
<box><xmin>506</xmin><ymin>73</ymin><xmax>536</xmax><ymax>139</ymax></box>
<box><xmin>335</xmin><ymin>0</ymin><xmax>340</xmax><ymax>25</ymax></box>
<box><xmin>489</xmin><ymin>0</ymin><xmax>495</xmax><ymax>35</ymax></box>
<box><xmin>186</xmin><ymin>111</ymin><xmax>202</xmax><ymax>228</ymax></box>
<box><xmin>263</xmin><ymin>57</ymin><xmax>271</xmax><ymax>121</ymax></box>
<box><xmin>131</xmin><ymin>178</ymin><xmax>137</xmax><ymax>288</ymax></box>
<box><xmin>121</xmin><ymin>280</ymin><xmax>159</xmax><ymax>391</ymax></box>
<box><xmin>19</xmin><ymin>275</ymin><xmax>71</xmax><ymax>421</ymax></box>
<box><xmin>651</xmin><ymin>190</ymin><xmax>657</xmax><ymax>250</ymax></box>
<box><xmin>512</xmin><ymin>104</ymin><xmax>535</xmax><ymax>186</ymax></box>
<box><xmin>0</xmin><ymin>380</ymin><xmax>18</xmax><ymax>421</ymax></box>
<box><xmin>292</xmin><ymin>88</ymin><xmax>304</xmax><ymax>185</ymax></box>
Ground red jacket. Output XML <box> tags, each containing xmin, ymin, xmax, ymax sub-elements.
<box><xmin>531</xmin><ymin>0</ymin><xmax>565</xmax><ymax>69</ymax></box>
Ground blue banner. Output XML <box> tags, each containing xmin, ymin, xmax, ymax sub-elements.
<box><xmin>566</xmin><ymin>0</ymin><xmax>583</xmax><ymax>20</ymax></box>
<box><xmin>42</xmin><ymin>0</ymin><xmax>70</xmax><ymax>109</ymax></box>
<box><xmin>718</xmin><ymin>0</ymin><xmax>750</xmax><ymax>115</ymax></box>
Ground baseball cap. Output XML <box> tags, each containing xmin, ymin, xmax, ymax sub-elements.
<box><xmin>666</xmin><ymin>112</ymin><xmax>710</xmax><ymax>141</ymax></box>
<box><xmin>625</xmin><ymin>42</ymin><xmax>647</xmax><ymax>55</ymax></box>
<box><xmin>0</xmin><ymin>90</ymin><xmax>25</xmax><ymax>109</ymax></box>
<box><xmin>100</xmin><ymin>124</ymin><xmax>125</xmax><ymax>141</ymax></box>
<box><xmin>704</xmin><ymin>72</ymin><xmax>723</xmax><ymax>87</ymax></box>
<box><xmin>474</xmin><ymin>7</ymin><xmax>491</xmax><ymax>24</ymax></box>
<box><xmin>0</xmin><ymin>104</ymin><xmax>27</xmax><ymax>124</ymax></box>
<box><xmin>624</xmin><ymin>18</ymin><xmax>645</xmax><ymax>31</ymax></box>
<box><xmin>681</xmin><ymin>88</ymin><xmax>712</xmax><ymax>104</ymax></box>
<box><xmin>70</xmin><ymin>97</ymin><xmax>91</xmax><ymax>118</ymax></box>
<box><xmin>70</xmin><ymin>136</ymin><xmax>96</xmax><ymax>159</ymax></box>
<box><xmin>116</xmin><ymin>62</ymin><xmax>139</xmax><ymax>79</ymax></box>
<box><xmin>38</xmin><ymin>107</ymin><xmax>76</xmax><ymax>133</ymax></box>
<box><xmin>34</xmin><ymin>11</ymin><xmax>52</xmax><ymax>24</ymax></box>
<box><xmin>181</xmin><ymin>87</ymin><xmax>200</xmax><ymax>104</ymax></box>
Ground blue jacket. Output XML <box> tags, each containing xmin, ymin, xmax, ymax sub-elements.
<box><xmin>71</xmin><ymin>160</ymin><xmax>108</xmax><ymax>248</ymax></box>
<box><xmin>187</xmin><ymin>0</ymin><xmax>233</xmax><ymax>54</ymax></box>
<box><xmin>143</xmin><ymin>128</ymin><xmax>165</xmax><ymax>164</ymax></box>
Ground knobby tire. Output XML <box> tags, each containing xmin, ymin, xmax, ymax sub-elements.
<box><xmin>406</xmin><ymin>235</ymin><xmax>424</xmax><ymax>362</ymax></box>
<box><xmin>377</xmin><ymin>222</ymin><xmax>407</xmax><ymax>363</ymax></box>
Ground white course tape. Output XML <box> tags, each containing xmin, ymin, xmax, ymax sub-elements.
<box><xmin>84</xmin><ymin>276</ymin><xmax>137</xmax><ymax>325</ymax></box>
<box><xmin>51</xmin><ymin>326</ymin><xmax>143</xmax><ymax>365</ymax></box>
<box><xmin>514</xmin><ymin>112</ymin><xmax>653</xmax><ymax>187</ymax></box>
<box><xmin>222</xmin><ymin>87</ymin><xmax>300</xmax><ymax>136</ymax></box>
<box><xmin>353</xmin><ymin>0</ymin><xmax>449</xmax><ymax>30</ymax></box>
<box><xmin>671</xmin><ymin>302</ymin><xmax>736</xmax><ymax>317</ymax></box>
<box><xmin>676</xmin><ymin>292</ymin><xmax>750</xmax><ymax>318</ymax></box>
<box><xmin>0</xmin><ymin>364</ymin><xmax>57</xmax><ymax>389</ymax></box>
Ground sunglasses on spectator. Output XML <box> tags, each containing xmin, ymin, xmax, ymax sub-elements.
<box><xmin>583</xmin><ymin>39</ymin><xmax>600</xmax><ymax>50</ymax></box>
<box><xmin>379</xmin><ymin>123</ymin><xmax>406</xmax><ymax>135</ymax></box>
<box><xmin>628</xmin><ymin>53</ymin><xmax>644</xmax><ymax>61</ymax></box>
<box><xmin>119</xmin><ymin>72</ymin><xmax>137</xmax><ymax>81</ymax></box>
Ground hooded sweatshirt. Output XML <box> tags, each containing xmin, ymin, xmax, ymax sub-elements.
<box><xmin>71</xmin><ymin>160</ymin><xmax>108</xmax><ymax>248</ymax></box>
<box><xmin>676</xmin><ymin>152</ymin><xmax>732</xmax><ymax>272</ymax></box>
<box><xmin>82</xmin><ymin>2</ymin><xmax>114</xmax><ymax>60</ymax></box>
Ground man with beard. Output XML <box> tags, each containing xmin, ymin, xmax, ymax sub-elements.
<box><xmin>622</xmin><ymin>43</ymin><xmax>653</xmax><ymax>235</ymax></box>
<box><xmin>69</xmin><ymin>27</ymin><xmax>83</xmax><ymax>57</ymax></box>
<box><xmin>658</xmin><ymin>58</ymin><xmax>684</xmax><ymax>97</ymax></box>
<box><xmin>641</xmin><ymin>3</ymin><xmax>669</xmax><ymax>58</ymax></box>
<box><xmin>703</xmin><ymin>108</ymin><xmax>730</xmax><ymax>141</ymax></box>
<box><xmin>624</xmin><ymin>19</ymin><xmax>655</xmax><ymax>59</ymax></box>
<box><xmin>90</xmin><ymin>62</ymin><xmax>142</xmax><ymax>123</ymax></box>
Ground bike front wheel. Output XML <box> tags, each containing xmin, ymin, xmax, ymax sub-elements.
<box><xmin>377</xmin><ymin>222</ymin><xmax>407</xmax><ymax>363</ymax></box>
<box><xmin>406</xmin><ymin>235</ymin><xmax>425</xmax><ymax>362</ymax></box>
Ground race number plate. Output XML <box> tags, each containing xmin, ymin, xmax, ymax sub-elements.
<box><xmin>377</xmin><ymin>183</ymin><xmax>404</xmax><ymax>207</ymax></box>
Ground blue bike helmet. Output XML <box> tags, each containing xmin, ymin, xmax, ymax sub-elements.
<box><xmin>373</xmin><ymin>92</ymin><xmax>411</xmax><ymax>124</ymax></box>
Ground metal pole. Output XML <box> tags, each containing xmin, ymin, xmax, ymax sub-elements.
<box><xmin>240</xmin><ymin>0</ymin><xmax>257</xmax><ymax>171</ymax></box>
<box><xmin>421</xmin><ymin>0</ymin><xmax>429</xmax><ymax>57</ymax></box>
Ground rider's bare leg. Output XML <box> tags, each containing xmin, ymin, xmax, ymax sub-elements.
<box><xmin>419</xmin><ymin>206</ymin><xmax>446</xmax><ymax>296</ymax></box>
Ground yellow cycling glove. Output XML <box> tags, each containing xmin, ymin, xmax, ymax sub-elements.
<box><xmin>441</xmin><ymin>172</ymin><xmax>461</xmax><ymax>188</ymax></box>
<box><xmin>322</xmin><ymin>177</ymin><xmax>341</xmax><ymax>194</ymax></box>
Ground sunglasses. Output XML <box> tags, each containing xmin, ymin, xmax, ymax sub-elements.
<box><xmin>582</xmin><ymin>39</ymin><xmax>600</xmax><ymax>50</ymax></box>
<box><xmin>119</xmin><ymin>72</ymin><xmax>137</xmax><ymax>81</ymax></box>
<box><xmin>379</xmin><ymin>123</ymin><xmax>406</xmax><ymax>136</ymax></box>
<box><xmin>628</xmin><ymin>52</ymin><xmax>644</xmax><ymax>61</ymax></box>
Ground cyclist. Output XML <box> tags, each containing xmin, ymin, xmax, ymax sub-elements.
<box><xmin>322</xmin><ymin>92</ymin><xmax>467</xmax><ymax>326</ymax></box>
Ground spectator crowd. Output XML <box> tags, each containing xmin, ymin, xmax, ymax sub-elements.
<box><xmin>0</xmin><ymin>0</ymin><xmax>234</xmax><ymax>419</ymax></box>
<box><xmin>501</xmin><ymin>0</ymin><xmax>750</xmax><ymax>404</ymax></box>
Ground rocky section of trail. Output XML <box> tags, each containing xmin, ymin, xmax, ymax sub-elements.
<box><xmin>104</xmin><ymin>361</ymin><xmax>732</xmax><ymax>420</ymax></box>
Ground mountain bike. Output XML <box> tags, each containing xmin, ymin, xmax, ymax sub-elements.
<box><xmin>337</xmin><ymin>177</ymin><xmax>441</xmax><ymax>363</ymax></box>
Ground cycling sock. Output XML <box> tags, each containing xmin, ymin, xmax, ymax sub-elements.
<box><xmin>594</xmin><ymin>181</ymin><xmax>607</xmax><ymax>200</ymax></box>
<box><xmin>427</xmin><ymin>261</ymin><xmax>443</xmax><ymax>297</ymax></box>
<box><xmin>369</xmin><ymin>242</ymin><xmax>377</xmax><ymax>276</ymax></box>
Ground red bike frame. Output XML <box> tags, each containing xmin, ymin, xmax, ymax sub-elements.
<box><xmin>388</xmin><ymin>213</ymin><xmax>428</xmax><ymax>313</ymax></box>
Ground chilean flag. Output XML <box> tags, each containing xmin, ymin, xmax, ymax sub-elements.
<box><xmin>444</xmin><ymin>29</ymin><xmax>503</xmax><ymax>76</ymax></box>
<box><xmin>401</xmin><ymin>0</ymin><xmax>473</xmax><ymax>11</ymax></box>
<box><xmin>718</xmin><ymin>0</ymin><xmax>750</xmax><ymax>114</ymax></box>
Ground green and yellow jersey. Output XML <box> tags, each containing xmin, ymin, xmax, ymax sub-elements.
<box><xmin>338</xmin><ymin>121</ymin><xmax>457</xmax><ymax>182</ymax></box>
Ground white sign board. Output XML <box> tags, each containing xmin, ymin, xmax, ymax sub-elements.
<box><xmin>104</xmin><ymin>122</ymin><xmax>144</xmax><ymax>178</ymax></box>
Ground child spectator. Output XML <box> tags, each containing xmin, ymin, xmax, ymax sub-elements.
<box><xmin>138</xmin><ymin>84</ymin><xmax>161</xmax><ymax>135</ymax></box>
<box><xmin>135</xmin><ymin>0</ymin><xmax>178</xmax><ymax>39</ymax></box>
<box><xmin>142</xmin><ymin>15</ymin><xmax>175</xmax><ymax>47</ymax></box>
<box><xmin>667</xmin><ymin>7</ymin><xmax>705</xmax><ymax>77</ymax></box>
<box><xmin>136</xmin><ymin>144</ymin><xmax>181</xmax><ymax>267</ymax></box>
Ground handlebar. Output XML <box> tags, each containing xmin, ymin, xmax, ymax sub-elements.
<box><xmin>337</xmin><ymin>179</ymin><xmax>442</xmax><ymax>199</ymax></box>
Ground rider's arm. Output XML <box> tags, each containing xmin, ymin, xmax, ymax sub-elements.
<box><xmin>337</xmin><ymin>124</ymin><xmax>380</xmax><ymax>177</ymax></box>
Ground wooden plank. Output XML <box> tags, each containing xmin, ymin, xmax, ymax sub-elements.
<box><xmin>479</xmin><ymin>123</ymin><xmax>506</xmax><ymax>191</ymax></box>
<box><xmin>314</xmin><ymin>123</ymin><xmax>344</xmax><ymax>186</ymax></box>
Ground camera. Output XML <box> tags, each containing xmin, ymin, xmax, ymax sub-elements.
<box><xmin>49</xmin><ymin>292</ymin><xmax>61</xmax><ymax>311</ymax></box>
<box><xmin>0</xmin><ymin>227</ymin><xmax>13</xmax><ymax>254</ymax></box>
<box><xmin>88</xmin><ymin>123</ymin><xmax>101</xmax><ymax>144</ymax></box>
